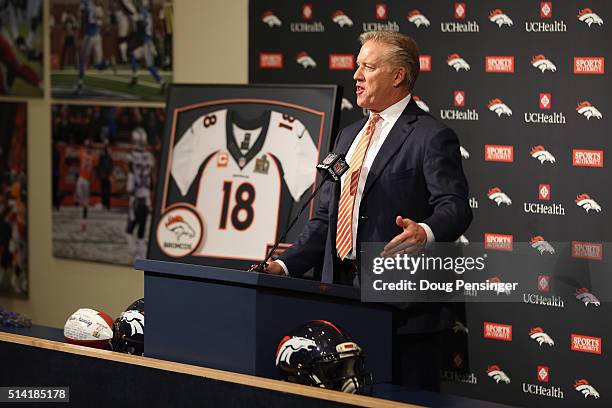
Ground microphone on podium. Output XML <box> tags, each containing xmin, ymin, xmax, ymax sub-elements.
<box><xmin>249</xmin><ymin>153</ymin><xmax>349</xmax><ymax>273</ymax></box>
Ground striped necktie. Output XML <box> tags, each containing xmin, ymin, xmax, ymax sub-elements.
<box><xmin>335</xmin><ymin>114</ymin><xmax>381</xmax><ymax>260</ymax></box>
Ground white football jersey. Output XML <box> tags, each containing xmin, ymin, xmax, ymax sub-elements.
<box><xmin>128</xmin><ymin>149</ymin><xmax>155</xmax><ymax>203</ymax></box>
<box><xmin>170</xmin><ymin>109</ymin><xmax>318</xmax><ymax>260</ymax></box>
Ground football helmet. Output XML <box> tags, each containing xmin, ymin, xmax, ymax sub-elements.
<box><xmin>131</xmin><ymin>127</ymin><xmax>147</xmax><ymax>149</ymax></box>
<box><xmin>110</xmin><ymin>298</ymin><xmax>145</xmax><ymax>355</ymax></box>
<box><xmin>275</xmin><ymin>320</ymin><xmax>372</xmax><ymax>394</ymax></box>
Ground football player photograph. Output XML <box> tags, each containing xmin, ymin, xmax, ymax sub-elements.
<box><xmin>262</xmin><ymin>31</ymin><xmax>472</xmax><ymax>391</ymax></box>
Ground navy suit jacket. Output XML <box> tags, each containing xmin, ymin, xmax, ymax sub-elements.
<box><xmin>279</xmin><ymin>99</ymin><xmax>472</xmax><ymax>285</ymax></box>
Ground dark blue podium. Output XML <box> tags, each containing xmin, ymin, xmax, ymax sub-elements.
<box><xmin>135</xmin><ymin>259</ymin><xmax>392</xmax><ymax>383</ymax></box>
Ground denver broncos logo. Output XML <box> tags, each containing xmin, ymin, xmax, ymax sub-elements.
<box><xmin>487</xmin><ymin>98</ymin><xmax>513</xmax><ymax>117</ymax></box>
<box><xmin>165</xmin><ymin>215</ymin><xmax>196</xmax><ymax>241</ymax></box>
<box><xmin>530</xmin><ymin>145</ymin><xmax>556</xmax><ymax>164</ymax></box>
<box><xmin>531</xmin><ymin>54</ymin><xmax>557</xmax><ymax>73</ymax></box>
<box><xmin>529</xmin><ymin>327</ymin><xmax>555</xmax><ymax>346</ymax></box>
<box><xmin>261</xmin><ymin>11</ymin><xmax>282</xmax><ymax>27</ymax></box>
<box><xmin>121</xmin><ymin>310</ymin><xmax>144</xmax><ymax>336</ymax></box>
<box><xmin>488</xmin><ymin>187</ymin><xmax>512</xmax><ymax>206</ymax></box>
<box><xmin>296</xmin><ymin>52</ymin><xmax>317</xmax><ymax>68</ymax></box>
<box><xmin>489</xmin><ymin>9</ymin><xmax>513</xmax><ymax>27</ymax></box>
<box><xmin>577</xmin><ymin>8</ymin><xmax>604</xmax><ymax>27</ymax></box>
<box><xmin>275</xmin><ymin>336</ymin><xmax>317</xmax><ymax>366</ymax></box>
<box><xmin>407</xmin><ymin>10</ymin><xmax>430</xmax><ymax>27</ymax></box>
<box><xmin>487</xmin><ymin>365</ymin><xmax>511</xmax><ymax>384</ymax></box>
<box><xmin>575</xmin><ymin>193</ymin><xmax>601</xmax><ymax>212</ymax></box>
<box><xmin>530</xmin><ymin>236</ymin><xmax>555</xmax><ymax>254</ymax></box>
<box><xmin>332</xmin><ymin>10</ymin><xmax>353</xmax><ymax>27</ymax></box>
<box><xmin>341</xmin><ymin>98</ymin><xmax>353</xmax><ymax>111</ymax></box>
<box><xmin>574</xmin><ymin>379</ymin><xmax>600</xmax><ymax>398</ymax></box>
<box><xmin>576</xmin><ymin>101</ymin><xmax>602</xmax><ymax>120</ymax></box>
<box><xmin>575</xmin><ymin>288</ymin><xmax>600</xmax><ymax>307</ymax></box>
<box><xmin>447</xmin><ymin>54</ymin><xmax>470</xmax><ymax>71</ymax></box>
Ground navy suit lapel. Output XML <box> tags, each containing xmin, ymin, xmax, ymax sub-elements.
<box><xmin>362</xmin><ymin>100</ymin><xmax>419</xmax><ymax>199</ymax></box>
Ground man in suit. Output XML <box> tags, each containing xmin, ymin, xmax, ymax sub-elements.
<box><xmin>264</xmin><ymin>31</ymin><xmax>472</xmax><ymax>389</ymax></box>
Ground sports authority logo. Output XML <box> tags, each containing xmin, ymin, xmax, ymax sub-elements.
<box><xmin>275</xmin><ymin>336</ymin><xmax>317</xmax><ymax>366</ymax></box>
<box><xmin>157</xmin><ymin>207</ymin><xmax>203</xmax><ymax>258</ymax></box>
<box><xmin>441</xmin><ymin>3</ymin><xmax>479</xmax><ymax>32</ymax></box>
<box><xmin>538</xmin><ymin>184</ymin><xmax>550</xmax><ymax>201</ymax></box>
<box><xmin>538</xmin><ymin>275</ymin><xmax>550</xmax><ymax>293</ymax></box>
<box><xmin>574</xmin><ymin>379</ymin><xmax>600</xmax><ymax>399</ymax></box>
<box><xmin>529</xmin><ymin>327</ymin><xmax>555</xmax><ymax>346</ymax></box>
<box><xmin>576</xmin><ymin>101</ymin><xmax>602</xmax><ymax>119</ymax></box>
<box><xmin>259</xmin><ymin>53</ymin><xmax>283</xmax><ymax>69</ymax></box>
<box><xmin>454</xmin><ymin>90</ymin><xmax>465</xmax><ymax>107</ymax></box>
<box><xmin>485</xmin><ymin>56</ymin><xmax>514</xmax><ymax>73</ymax></box>
<box><xmin>296</xmin><ymin>52</ymin><xmax>317</xmax><ymax>68</ymax></box>
<box><xmin>460</xmin><ymin>146</ymin><xmax>470</xmax><ymax>159</ymax></box>
<box><xmin>413</xmin><ymin>96</ymin><xmax>430</xmax><ymax>112</ymax></box>
<box><xmin>363</xmin><ymin>4</ymin><xmax>399</xmax><ymax>32</ymax></box>
<box><xmin>578</xmin><ymin>8</ymin><xmax>604</xmax><ymax>27</ymax></box>
<box><xmin>572</xmin><ymin>241</ymin><xmax>603</xmax><ymax>260</ymax></box>
<box><xmin>530</xmin><ymin>236</ymin><xmax>555</xmax><ymax>254</ymax></box>
<box><xmin>121</xmin><ymin>310</ymin><xmax>144</xmax><ymax>336</ymax></box>
<box><xmin>488</xmin><ymin>99</ymin><xmax>512</xmax><ymax>117</ymax></box>
<box><xmin>574</xmin><ymin>57</ymin><xmax>605</xmax><ymax>74</ymax></box>
<box><xmin>484</xmin><ymin>233</ymin><xmax>513</xmax><ymax>251</ymax></box>
<box><xmin>539</xmin><ymin>93</ymin><xmax>551</xmax><ymax>109</ymax></box>
<box><xmin>329</xmin><ymin>54</ymin><xmax>354</xmax><ymax>70</ymax></box>
<box><xmin>537</xmin><ymin>366</ymin><xmax>549</xmax><ymax>383</ymax></box>
<box><xmin>341</xmin><ymin>98</ymin><xmax>353</xmax><ymax>111</ymax></box>
<box><xmin>488</xmin><ymin>187</ymin><xmax>512</xmax><ymax>206</ymax></box>
<box><xmin>526</xmin><ymin>2</ymin><xmax>566</xmax><ymax>32</ymax></box>
<box><xmin>575</xmin><ymin>193</ymin><xmax>601</xmax><ymax>213</ymax></box>
<box><xmin>531</xmin><ymin>55</ymin><xmax>556</xmax><ymax>72</ymax></box>
<box><xmin>485</xmin><ymin>145</ymin><xmax>514</xmax><ymax>162</ymax></box>
<box><xmin>489</xmin><ymin>9</ymin><xmax>513</xmax><ymax>27</ymax></box>
<box><xmin>447</xmin><ymin>54</ymin><xmax>470</xmax><ymax>71</ymax></box>
<box><xmin>261</xmin><ymin>11</ymin><xmax>282</xmax><ymax>27</ymax></box>
<box><xmin>419</xmin><ymin>55</ymin><xmax>431</xmax><ymax>72</ymax></box>
<box><xmin>290</xmin><ymin>4</ymin><xmax>324</xmax><ymax>32</ymax></box>
<box><xmin>573</xmin><ymin>149</ymin><xmax>604</xmax><ymax>167</ymax></box>
<box><xmin>571</xmin><ymin>334</ymin><xmax>602</xmax><ymax>355</ymax></box>
<box><xmin>487</xmin><ymin>365</ymin><xmax>511</xmax><ymax>384</ymax></box>
<box><xmin>575</xmin><ymin>288</ymin><xmax>600</xmax><ymax>307</ymax></box>
<box><xmin>331</xmin><ymin>10</ymin><xmax>353</xmax><ymax>28</ymax></box>
<box><xmin>531</xmin><ymin>146</ymin><xmax>556</xmax><ymax>164</ymax></box>
<box><xmin>407</xmin><ymin>10</ymin><xmax>430</xmax><ymax>28</ymax></box>
<box><xmin>441</xmin><ymin>91</ymin><xmax>478</xmax><ymax>121</ymax></box>
<box><xmin>483</xmin><ymin>322</ymin><xmax>512</xmax><ymax>341</ymax></box>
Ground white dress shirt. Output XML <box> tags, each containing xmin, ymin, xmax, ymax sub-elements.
<box><xmin>277</xmin><ymin>94</ymin><xmax>435</xmax><ymax>274</ymax></box>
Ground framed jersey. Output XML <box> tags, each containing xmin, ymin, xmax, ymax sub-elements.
<box><xmin>150</xmin><ymin>84</ymin><xmax>339</xmax><ymax>271</ymax></box>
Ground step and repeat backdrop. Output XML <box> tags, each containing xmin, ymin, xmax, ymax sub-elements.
<box><xmin>250</xmin><ymin>1</ymin><xmax>610</xmax><ymax>406</ymax></box>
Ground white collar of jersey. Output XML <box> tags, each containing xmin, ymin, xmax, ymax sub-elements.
<box><xmin>371</xmin><ymin>94</ymin><xmax>412</xmax><ymax>125</ymax></box>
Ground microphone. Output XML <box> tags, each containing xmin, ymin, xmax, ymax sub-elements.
<box><xmin>249</xmin><ymin>153</ymin><xmax>349</xmax><ymax>272</ymax></box>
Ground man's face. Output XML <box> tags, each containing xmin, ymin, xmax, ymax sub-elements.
<box><xmin>354</xmin><ymin>41</ymin><xmax>399</xmax><ymax>112</ymax></box>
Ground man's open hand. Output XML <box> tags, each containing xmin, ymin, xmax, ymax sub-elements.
<box><xmin>381</xmin><ymin>216</ymin><xmax>427</xmax><ymax>257</ymax></box>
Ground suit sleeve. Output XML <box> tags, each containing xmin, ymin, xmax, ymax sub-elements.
<box><xmin>421</xmin><ymin>128</ymin><xmax>472</xmax><ymax>241</ymax></box>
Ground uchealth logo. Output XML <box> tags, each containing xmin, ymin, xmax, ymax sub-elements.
<box><xmin>537</xmin><ymin>366</ymin><xmax>549</xmax><ymax>383</ymax></box>
<box><xmin>375</xmin><ymin>3</ymin><xmax>387</xmax><ymax>19</ymax></box>
<box><xmin>525</xmin><ymin>93</ymin><xmax>566</xmax><ymax>124</ymax></box>
<box><xmin>529</xmin><ymin>327</ymin><xmax>555</xmax><ymax>346</ymax></box>
<box><xmin>488</xmin><ymin>187</ymin><xmax>512</xmax><ymax>206</ymax></box>
<box><xmin>302</xmin><ymin>4</ymin><xmax>313</xmax><ymax>20</ymax></box>
<box><xmin>574</xmin><ymin>379</ymin><xmax>600</xmax><ymax>399</ymax></box>
<box><xmin>485</xmin><ymin>56</ymin><xmax>514</xmax><ymax>73</ymax></box>
<box><xmin>329</xmin><ymin>54</ymin><xmax>354</xmax><ymax>70</ymax></box>
<box><xmin>575</xmin><ymin>193</ymin><xmax>601</xmax><ymax>213</ymax></box>
<box><xmin>576</xmin><ymin>101</ymin><xmax>602</xmax><ymax>119</ymax></box>
<box><xmin>259</xmin><ymin>53</ymin><xmax>283</xmax><ymax>69</ymax></box>
<box><xmin>539</xmin><ymin>93</ymin><xmax>551</xmax><ymax>110</ymax></box>
<box><xmin>487</xmin><ymin>365</ymin><xmax>510</xmax><ymax>384</ymax></box>
<box><xmin>362</xmin><ymin>4</ymin><xmax>399</xmax><ymax>32</ymax></box>
<box><xmin>574</xmin><ymin>57</ymin><xmax>605</xmax><ymax>74</ymax></box>
<box><xmin>487</xmin><ymin>98</ymin><xmax>512</xmax><ymax>117</ymax></box>
<box><xmin>296</xmin><ymin>52</ymin><xmax>316</xmax><ymax>68</ymax></box>
<box><xmin>572</xmin><ymin>241</ymin><xmax>603</xmax><ymax>260</ymax></box>
<box><xmin>484</xmin><ymin>233</ymin><xmax>513</xmax><ymax>251</ymax></box>
<box><xmin>531</xmin><ymin>145</ymin><xmax>556</xmax><ymax>164</ymax></box>
<box><xmin>441</xmin><ymin>90</ymin><xmax>478</xmax><ymax>120</ymax></box>
<box><xmin>455</xmin><ymin>3</ymin><xmax>465</xmax><ymax>19</ymax></box>
<box><xmin>447</xmin><ymin>54</ymin><xmax>470</xmax><ymax>71</ymax></box>
<box><xmin>290</xmin><ymin>4</ymin><xmax>324</xmax><ymax>32</ymax></box>
<box><xmin>578</xmin><ymin>8</ymin><xmax>604</xmax><ymax>27</ymax></box>
<box><xmin>526</xmin><ymin>2</ymin><xmax>566</xmax><ymax>32</ymax></box>
<box><xmin>331</xmin><ymin>10</ymin><xmax>353</xmax><ymax>27</ymax></box>
<box><xmin>485</xmin><ymin>145</ymin><xmax>513</xmax><ymax>162</ymax></box>
<box><xmin>483</xmin><ymin>322</ymin><xmax>512</xmax><ymax>341</ymax></box>
<box><xmin>489</xmin><ymin>9</ymin><xmax>513</xmax><ymax>27</ymax></box>
<box><xmin>531</xmin><ymin>55</ymin><xmax>556</xmax><ymax>73</ymax></box>
<box><xmin>575</xmin><ymin>288</ymin><xmax>600</xmax><ymax>306</ymax></box>
<box><xmin>157</xmin><ymin>206</ymin><xmax>203</xmax><ymax>258</ymax></box>
<box><xmin>530</xmin><ymin>236</ymin><xmax>555</xmax><ymax>254</ymax></box>
<box><xmin>454</xmin><ymin>91</ymin><xmax>465</xmax><ymax>107</ymax></box>
<box><xmin>538</xmin><ymin>184</ymin><xmax>551</xmax><ymax>201</ymax></box>
<box><xmin>413</xmin><ymin>96</ymin><xmax>430</xmax><ymax>112</ymax></box>
<box><xmin>525</xmin><ymin>274</ymin><xmax>564</xmax><ymax>308</ymax></box>
<box><xmin>571</xmin><ymin>334</ymin><xmax>602</xmax><ymax>355</ymax></box>
<box><xmin>440</xmin><ymin>352</ymin><xmax>478</xmax><ymax>384</ymax></box>
<box><xmin>441</xmin><ymin>3</ymin><xmax>479</xmax><ymax>32</ymax></box>
<box><xmin>572</xmin><ymin>149</ymin><xmax>604</xmax><ymax>167</ymax></box>
<box><xmin>407</xmin><ymin>10</ymin><xmax>430</xmax><ymax>27</ymax></box>
<box><xmin>419</xmin><ymin>55</ymin><xmax>431</xmax><ymax>72</ymax></box>
<box><xmin>523</xmin><ymin>366</ymin><xmax>564</xmax><ymax>399</ymax></box>
<box><xmin>537</xmin><ymin>275</ymin><xmax>550</xmax><ymax>293</ymax></box>
<box><xmin>261</xmin><ymin>11</ymin><xmax>282</xmax><ymax>27</ymax></box>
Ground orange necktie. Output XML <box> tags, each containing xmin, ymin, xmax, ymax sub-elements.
<box><xmin>336</xmin><ymin>114</ymin><xmax>381</xmax><ymax>260</ymax></box>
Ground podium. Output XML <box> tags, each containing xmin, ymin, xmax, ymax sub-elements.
<box><xmin>136</xmin><ymin>259</ymin><xmax>392</xmax><ymax>383</ymax></box>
